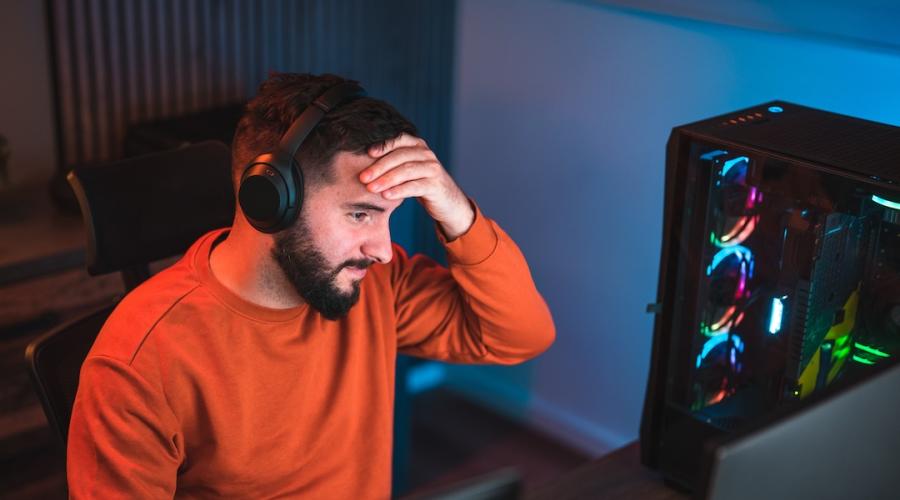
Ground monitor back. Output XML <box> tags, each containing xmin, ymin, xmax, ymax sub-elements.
<box><xmin>698</xmin><ymin>360</ymin><xmax>900</xmax><ymax>500</ymax></box>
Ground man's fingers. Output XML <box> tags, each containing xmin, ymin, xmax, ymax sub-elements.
<box><xmin>360</xmin><ymin>147</ymin><xmax>436</xmax><ymax>183</ymax></box>
<box><xmin>381</xmin><ymin>178</ymin><xmax>430</xmax><ymax>200</ymax></box>
<box><xmin>366</xmin><ymin>161</ymin><xmax>435</xmax><ymax>193</ymax></box>
<box><xmin>367</xmin><ymin>133</ymin><xmax>425</xmax><ymax>158</ymax></box>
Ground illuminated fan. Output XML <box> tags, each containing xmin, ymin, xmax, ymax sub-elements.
<box><xmin>694</xmin><ymin>245</ymin><xmax>754</xmax><ymax>408</ymax></box>
<box><xmin>703</xmin><ymin>245</ymin><xmax>754</xmax><ymax>336</ymax></box>
<box><xmin>693</xmin><ymin>152</ymin><xmax>762</xmax><ymax>409</ymax></box>
<box><xmin>712</xmin><ymin>156</ymin><xmax>762</xmax><ymax>248</ymax></box>
<box><xmin>693</xmin><ymin>333</ymin><xmax>745</xmax><ymax>406</ymax></box>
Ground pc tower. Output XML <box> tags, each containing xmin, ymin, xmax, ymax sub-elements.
<box><xmin>640</xmin><ymin>101</ymin><xmax>900</xmax><ymax>491</ymax></box>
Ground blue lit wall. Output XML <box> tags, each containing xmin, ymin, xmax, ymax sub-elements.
<box><xmin>448</xmin><ymin>0</ymin><xmax>900</xmax><ymax>455</ymax></box>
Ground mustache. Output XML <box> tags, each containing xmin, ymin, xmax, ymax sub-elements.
<box><xmin>339</xmin><ymin>259</ymin><xmax>374</xmax><ymax>271</ymax></box>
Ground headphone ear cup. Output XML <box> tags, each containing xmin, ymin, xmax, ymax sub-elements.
<box><xmin>238</xmin><ymin>152</ymin><xmax>303</xmax><ymax>233</ymax></box>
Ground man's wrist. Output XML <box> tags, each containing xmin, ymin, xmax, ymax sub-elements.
<box><xmin>438</xmin><ymin>200</ymin><xmax>475</xmax><ymax>241</ymax></box>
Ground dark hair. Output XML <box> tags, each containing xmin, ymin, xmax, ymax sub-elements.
<box><xmin>232</xmin><ymin>72</ymin><xmax>418</xmax><ymax>190</ymax></box>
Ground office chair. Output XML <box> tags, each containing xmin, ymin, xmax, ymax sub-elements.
<box><xmin>25</xmin><ymin>140</ymin><xmax>235</xmax><ymax>447</ymax></box>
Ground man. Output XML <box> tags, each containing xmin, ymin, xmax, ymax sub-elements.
<box><xmin>67</xmin><ymin>73</ymin><xmax>555</xmax><ymax>498</ymax></box>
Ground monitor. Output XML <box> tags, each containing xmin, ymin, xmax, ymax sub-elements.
<box><xmin>696</xmin><ymin>359</ymin><xmax>900</xmax><ymax>500</ymax></box>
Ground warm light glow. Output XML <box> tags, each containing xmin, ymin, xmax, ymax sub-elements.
<box><xmin>707</xmin><ymin>389</ymin><xmax>727</xmax><ymax>405</ymax></box>
<box><xmin>711</xmin><ymin>306</ymin><xmax>737</xmax><ymax>331</ymax></box>
<box><xmin>719</xmin><ymin>216</ymin><xmax>758</xmax><ymax>246</ymax></box>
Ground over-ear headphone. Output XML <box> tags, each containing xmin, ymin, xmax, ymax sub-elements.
<box><xmin>238</xmin><ymin>81</ymin><xmax>366</xmax><ymax>233</ymax></box>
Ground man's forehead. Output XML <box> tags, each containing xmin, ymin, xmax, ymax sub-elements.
<box><xmin>331</xmin><ymin>150</ymin><xmax>374</xmax><ymax>176</ymax></box>
<box><xmin>326</xmin><ymin>151</ymin><xmax>402</xmax><ymax>211</ymax></box>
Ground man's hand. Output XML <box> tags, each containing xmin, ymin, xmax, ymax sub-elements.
<box><xmin>360</xmin><ymin>133</ymin><xmax>475</xmax><ymax>241</ymax></box>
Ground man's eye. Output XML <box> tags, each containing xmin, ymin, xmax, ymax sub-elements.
<box><xmin>350</xmin><ymin>212</ymin><xmax>369</xmax><ymax>222</ymax></box>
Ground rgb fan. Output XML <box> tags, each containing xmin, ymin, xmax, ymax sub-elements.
<box><xmin>693</xmin><ymin>153</ymin><xmax>761</xmax><ymax>408</ymax></box>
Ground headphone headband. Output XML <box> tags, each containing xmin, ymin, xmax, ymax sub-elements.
<box><xmin>278</xmin><ymin>81</ymin><xmax>366</xmax><ymax>157</ymax></box>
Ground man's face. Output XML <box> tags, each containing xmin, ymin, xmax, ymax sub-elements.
<box><xmin>271</xmin><ymin>151</ymin><xmax>402</xmax><ymax>320</ymax></box>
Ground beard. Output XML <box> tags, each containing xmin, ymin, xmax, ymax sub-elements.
<box><xmin>271</xmin><ymin>217</ymin><xmax>372</xmax><ymax>320</ymax></box>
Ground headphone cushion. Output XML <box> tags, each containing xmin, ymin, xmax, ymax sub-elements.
<box><xmin>238</xmin><ymin>154</ymin><xmax>300</xmax><ymax>233</ymax></box>
<box><xmin>239</xmin><ymin>172</ymin><xmax>284</xmax><ymax>224</ymax></box>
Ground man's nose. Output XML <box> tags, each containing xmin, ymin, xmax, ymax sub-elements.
<box><xmin>362</xmin><ymin>225</ymin><xmax>393</xmax><ymax>265</ymax></box>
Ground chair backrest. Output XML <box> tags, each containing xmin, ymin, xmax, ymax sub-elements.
<box><xmin>68</xmin><ymin>140</ymin><xmax>235</xmax><ymax>290</ymax></box>
<box><xmin>25</xmin><ymin>304</ymin><xmax>116</xmax><ymax>447</ymax></box>
<box><xmin>26</xmin><ymin>140</ymin><xmax>236</xmax><ymax>448</ymax></box>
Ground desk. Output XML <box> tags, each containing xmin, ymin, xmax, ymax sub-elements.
<box><xmin>526</xmin><ymin>441</ymin><xmax>689</xmax><ymax>500</ymax></box>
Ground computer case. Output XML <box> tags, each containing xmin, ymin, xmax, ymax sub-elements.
<box><xmin>640</xmin><ymin>101</ymin><xmax>900</xmax><ymax>491</ymax></box>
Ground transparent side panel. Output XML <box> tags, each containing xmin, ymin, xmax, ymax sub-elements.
<box><xmin>670</xmin><ymin>142</ymin><xmax>900</xmax><ymax>430</ymax></box>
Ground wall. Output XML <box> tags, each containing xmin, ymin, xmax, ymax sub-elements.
<box><xmin>44</xmin><ymin>0</ymin><xmax>455</xmax><ymax>174</ymax></box>
<box><xmin>0</xmin><ymin>0</ymin><xmax>56</xmax><ymax>187</ymax></box>
<box><xmin>0</xmin><ymin>0</ymin><xmax>455</xmax><ymax>257</ymax></box>
<box><xmin>449</xmin><ymin>0</ymin><xmax>900</xmax><ymax>456</ymax></box>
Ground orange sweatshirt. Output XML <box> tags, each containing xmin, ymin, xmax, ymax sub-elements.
<box><xmin>67</xmin><ymin>204</ymin><xmax>555</xmax><ymax>499</ymax></box>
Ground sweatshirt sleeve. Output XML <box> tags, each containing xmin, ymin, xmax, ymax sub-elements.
<box><xmin>392</xmin><ymin>201</ymin><xmax>555</xmax><ymax>364</ymax></box>
<box><xmin>68</xmin><ymin>355</ymin><xmax>183</xmax><ymax>499</ymax></box>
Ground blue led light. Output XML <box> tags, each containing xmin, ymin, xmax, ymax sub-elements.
<box><xmin>405</xmin><ymin>362</ymin><xmax>446</xmax><ymax>394</ymax></box>
<box><xmin>697</xmin><ymin>333</ymin><xmax>728</xmax><ymax>368</ymax></box>
<box><xmin>696</xmin><ymin>333</ymin><xmax>745</xmax><ymax>368</ymax></box>
<box><xmin>701</xmin><ymin>150</ymin><xmax>728</xmax><ymax>161</ymax></box>
<box><xmin>707</xmin><ymin>245</ymin><xmax>753</xmax><ymax>276</ymax></box>
<box><xmin>769</xmin><ymin>297</ymin><xmax>785</xmax><ymax>335</ymax></box>
<box><xmin>721</xmin><ymin>156</ymin><xmax>749</xmax><ymax>177</ymax></box>
<box><xmin>872</xmin><ymin>194</ymin><xmax>900</xmax><ymax>210</ymax></box>
<box><xmin>734</xmin><ymin>335</ymin><xmax>745</xmax><ymax>352</ymax></box>
<box><xmin>768</xmin><ymin>106</ymin><xmax>783</xmax><ymax>113</ymax></box>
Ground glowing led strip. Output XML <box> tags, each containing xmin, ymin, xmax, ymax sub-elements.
<box><xmin>852</xmin><ymin>355</ymin><xmax>876</xmax><ymax>365</ymax></box>
<box><xmin>872</xmin><ymin>194</ymin><xmax>900</xmax><ymax>210</ymax></box>
<box><xmin>854</xmin><ymin>343</ymin><xmax>890</xmax><ymax>358</ymax></box>
<box><xmin>769</xmin><ymin>297</ymin><xmax>785</xmax><ymax>335</ymax></box>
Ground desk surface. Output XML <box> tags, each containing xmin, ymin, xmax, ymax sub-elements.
<box><xmin>526</xmin><ymin>441</ymin><xmax>689</xmax><ymax>500</ymax></box>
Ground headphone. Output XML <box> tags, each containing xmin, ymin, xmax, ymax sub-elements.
<box><xmin>238</xmin><ymin>81</ymin><xmax>366</xmax><ymax>233</ymax></box>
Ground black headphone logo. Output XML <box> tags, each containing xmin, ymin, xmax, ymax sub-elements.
<box><xmin>238</xmin><ymin>82</ymin><xmax>366</xmax><ymax>233</ymax></box>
